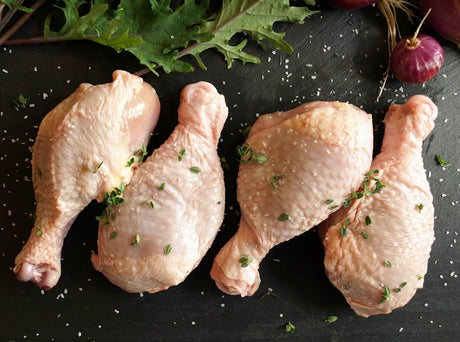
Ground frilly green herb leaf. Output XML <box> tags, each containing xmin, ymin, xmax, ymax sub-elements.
<box><xmin>38</xmin><ymin>0</ymin><xmax>317</xmax><ymax>74</ymax></box>
<box><xmin>184</xmin><ymin>0</ymin><xmax>318</xmax><ymax>69</ymax></box>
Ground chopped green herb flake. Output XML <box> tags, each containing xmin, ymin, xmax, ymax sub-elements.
<box><xmin>126</xmin><ymin>157</ymin><xmax>135</xmax><ymax>167</ymax></box>
<box><xmin>259</xmin><ymin>289</ymin><xmax>278</xmax><ymax>299</ymax></box>
<box><xmin>164</xmin><ymin>244</ymin><xmax>172</xmax><ymax>255</ymax></box>
<box><xmin>178</xmin><ymin>148</ymin><xmax>186</xmax><ymax>161</ymax></box>
<box><xmin>378</xmin><ymin>285</ymin><xmax>391</xmax><ymax>304</ymax></box>
<box><xmin>329</xmin><ymin>205</ymin><xmax>339</xmax><ymax>210</ymax></box>
<box><xmin>217</xmin><ymin>201</ymin><xmax>221</xmax><ymax>204</ymax></box>
<box><xmin>417</xmin><ymin>274</ymin><xmax>423</xmax><ymax>280</ymax></box>
<box><xmin>239</xmin><ymin>254</ymin><xmax>253</xmax><ymax>268</ymax></box>
<box><xmin>400</xmin><ymin>282</ymin><xmax>407</xmax><ymax>288</ymax></box>
<box><xmin>343</xmin><ymin>198</ymin><xmax>352</xmax><ymax>208</ymax></box>
<box><xmin>344</xmin><ymin>284</ymin><xmax>350</xmax><ymax>290</ymax></box>
<box><xmin>437</xmin><ymin>155</ymin><xmax>451</xmax><ymax>167</ymax></box>
<box><xmin>416</xmin><ymin>203</ymin><xmax>424</xmax><ymax>212</ymax></box>
<box><xmin>365</xmin><ymin>215</ymin><xmax>372</xmax><ymax>226</ymax></box>
<box><xmin>236</xmin><ymin>143</ymin><xmax>266</xmax><ymax>164</ymax></box>
<box><xmin>278</xmin><ymin>213</ymin><xmax>290</xmax><ymax>221</ymax></box>
<box><xmin>220</xmin><ymin>157</ymin><xmax>229</xmax><ymax>170</ymax></box>
<box><xmin>285</xmin><ymin>321</ymin><xmax>295</xmax><ymax>334</ymax></box>
<box><xmin>158</xmin><ymin>183</ymin><xmax>165</xmax><ymax>190</ymax></box>
<box><xmin>361</xmin><ymin>232</ymin><xmax>369</xmax><ymax>239</ymax></box>
<box><xmin>384</xmin><ymin>260</ymin><xmax>392</xmax><ymax>267</ymax></box>
<box><xmin>36</xmin><ymin>225</ymin><xmax>42</xmax><ymax>237</ymax></box>
<box><xmin>270</xmin><ymin>174</ymin><xmax>284</xmax><ymax>190</ymax></box>
<box><xmin>131</xmin><ymin>234</ymin><xmax>140</xmax><ymax>246</ymax></box>
<box><xmin>324</xmin><ymin>199</ymin><xmax>334</xmax><ymax>205</ymax></box>
<box><xmin>344</xmin><ymin>170</ymin><xmax>390</xmax><ymax>208</ymax></box>
<box><xmin>86</xmin><ymin>161</ymin><xmax>103</xmax><ymax>173</ymax></box>
<box><xmin>324</xmin><ymin>316</ymin><xmax>338</xmax><ymax>324</ymax></box>
<box><xmin>110</xmin><ymin>231</ymin><xmax>117</xmax><ymax>239</ymax></box>
<box><xmin>340</xmin><ymin>218</ymin><xmax>350</xmax><ymax>238</ymax></box>
<box><xmin>190</xmin><ymin>166</ymin><xmax>201</xmax><ymax>174</ymax></box>
<box><xmin>242</xmin><ymin>125</ymin><xmax>252</xmax><ymax>137</ymax></box>
<box><xmin>13</xmin><ymin>94</ymin><xmax>29</xmax><ymax>108</ymax></box>
<box><xmin>394</xmin><ymin>287</ymin><xmax>401</xmax><ymax>293</ymax></box>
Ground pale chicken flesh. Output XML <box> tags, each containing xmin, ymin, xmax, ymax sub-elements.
<box><xmin>14</xmin><ymin>70</ymin><xmax>160</xmax><ymax>290</ymax></box>
<box><xmin>320</xmin><ymin>95</ymin><xmax>437</xmax><ymax>317</ymax></box>
<box><xmin>210</xmin><ymin>101</ymin><xmax>374</xmax><ymax>296</ymax></box>
<box><xmin>91</xmin><ymin>81</ymin><xmax>228</xmax><ymax>293</ymax></box>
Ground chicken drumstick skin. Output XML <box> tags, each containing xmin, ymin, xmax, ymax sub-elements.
<box><xmin>211</xmin><ymin>101</ymin><xmax>374</xmax><ymax>296</ymax></box>
<box><xmin>320</xmin><ymin>95</ymin><xmax>437</xmax><ymax>317</ymax></box>
<box><xmin>14</xmin><ymin>70</ymin><xmax>160</xmax><ymax>290</ymax></box>
<box><xmin>92</xmin><ymin>81</ymin><xmax>228</xmax><ymax>293</ymax></box>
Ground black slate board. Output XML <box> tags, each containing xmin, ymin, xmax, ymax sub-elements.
<box><xmin>1</xmin><ymin>2</ymin><xmax>459</xmax><ymax>341</ymax></box>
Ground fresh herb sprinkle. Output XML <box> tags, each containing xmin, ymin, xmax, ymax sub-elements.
<box><xmin>259</xmin><ymin>289</ymin><xmax>278</xmax><ymax>299</ymax></box>
<box><xmin>361</xmin><ymin>232</ymin><xmax>369</xmax><ymax>239</ymax></box>
<box><xmin>158</xmin><ymin>183</ymin><xmax>165</xmax><ymax>190</ymax></box>
<box><xmin>340</xmin><ymin>218</ymin><xmax>350</xmax><ymax>237</ymax></box>
<box><xmin>285</xmin><ymin>321</ymin><xmax>295</xmax><ymax>333</ymax></box>
<box><xmin>36</xmin><ymin>225</ymin><xmax>42</xmax><ymax>237</ymax></box>
<box><xmin>384</xmin><ymin>260</ymin><xmax>392</xmax><ymax>267</ymax></box>
<box><xmin>86</xmin><ymin>161</ymin><xmax>103</xmax><ymax>173</ymax></box>
<box><xmin>278</xmin><ymin>213</ymin><xmax>290</xmax><ymax>221</ymax></box>
<box><xmin>164</xmin><ymin>244</ymin><xmax>172</xmax><ymax>255</ymax></box>
<box><xmin>416</xmin><ymin>203</ymin><xmax>424</xmax><ymax>212</ymax></box>
<box><xmin>236</xmin><ymin>143</ymin><xmax>266</xmax><ymax>164</ymax></box>
<box><xmin>365</xmin><ymin>215</ymin><xmax>372</xmax><ymax>226</ymax></box>
<box><xmin>437</xmin><ymin>155</ymin><xmax>451</xmax><ymax>167</ymax></box>
<box><xmin>239</xmin><ymin>254</ymin><xmax>253</xmax><ymax>267</ymax></box>
<box><xmin>190</xmin><ymin>167</ymin><xmax>201</xmax><ymax>174</ymax></box>
<box><xmin>270</xmin><ymin>174</ymin><xmax>284</xmax><ymax>190</ymax></box>
<box><xmin>324</xmin><ymin>316</ymin><xmax>338</xmax><ymax>323</ymax></box>
<box><xmin>110</xmin><ymin>231</ymin><xmax>117</xmax><ymax>239</ymax></box>
<box><xmin>378</xmin><ymin>285</ymin><xmax>391</xmax><ymax>304</ymax></box>
<box><xmin>178</xmin><ymin>148</ymin><xmax>186</xmax><ymax>161</ymax></box>
<box><xmin>131</xmin><ymin>234</ymin><xmax>140</xmax><ymax>246</ymax></box>
<box><xmin>13</xmin><ymin>94</ymin><xmax>29</xmax><ymax>108</ymax></box>
<box><xmin>324</xmin><ymin>199</ymin><xmax>334</xmax><ymax>205</ymax></box>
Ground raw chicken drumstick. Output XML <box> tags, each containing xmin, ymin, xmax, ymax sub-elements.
<box><xmin>14</xmin><ymin>70</ymin><xmax>160</xmax><ymax>290</ymax></box>
<box><xmin>91</xmin><ymin>81</ymin><xmax>228</xmax><ymax>293</ymax></box>
<box><xmin>320</xmin><ymin>95</ymin><xmax>437</xmax><ymax>317</ymax></box>
<box><xmin>210</xmin><ymin>101</ymin><xmax>374</xmax><ymax>296</ymax></box>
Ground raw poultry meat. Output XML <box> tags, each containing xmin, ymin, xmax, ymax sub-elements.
<box><xmin>320</xmin><ymin>95</ymin><xmax>437</xmax><ymax>317</ymax></box>
<box><xmin>14</xmin><ymin>70</ymin><xmax>160</xmax><ymax>290</ymax></box>
<box><xmin>91</xmin><ymin>81</ymin><xmax>228</xmax><ymax>293</ymax></box>
<box><xmin>210</xmin><ymin>101</ymin><xmax>374</xmax><ymax>296</ymax></box>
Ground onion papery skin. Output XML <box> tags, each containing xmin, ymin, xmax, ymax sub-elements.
<box><xmin>390</xmin><ymin>34</ymin><xmax>444</xmax><ymax>84</ymax></box>
<box><xmin>419</xmin><ymin>0</ymin><xmax>460</xmax><ymax>46</ymax></box>
<box><xmin>323</xmin><ymin>0</ymin><xmax>379</xmax><ymax>10</ymax></box>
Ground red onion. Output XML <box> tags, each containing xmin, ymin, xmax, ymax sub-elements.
<box><xmin>419</xmin><ymin>0</ymin><xmax>460</xmax><ymax>47</ymax></box>
<box><xmin>390</xmin><ymin>34</ymin><xmax>444</xmax><ymax>84</ymax></box>
<box><xmin>323</xmin><ymin>0</ymin><xmax>379</xmax><ymax>10</ymax></box>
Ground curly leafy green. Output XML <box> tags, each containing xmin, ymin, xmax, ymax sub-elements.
<box><xmin>184</xmin><ymin>0</ymin><xmax>318</xmax><ymax>69</ymax></box>
<box><xmin>39</xmin><ymin>0</ymin><xmax>317</xmax><ymax>74</ymax></box>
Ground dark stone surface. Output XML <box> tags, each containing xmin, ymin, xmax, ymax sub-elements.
<box><xmin>0</xmin><ymin>2</ymin><xmax>459</xmax><ymax>341</ymax></box>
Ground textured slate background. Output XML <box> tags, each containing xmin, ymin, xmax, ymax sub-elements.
<box><xmin>0</xmin><ymin>1</ymin><xmax>459</xmax><ymax>341</ymax></box>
